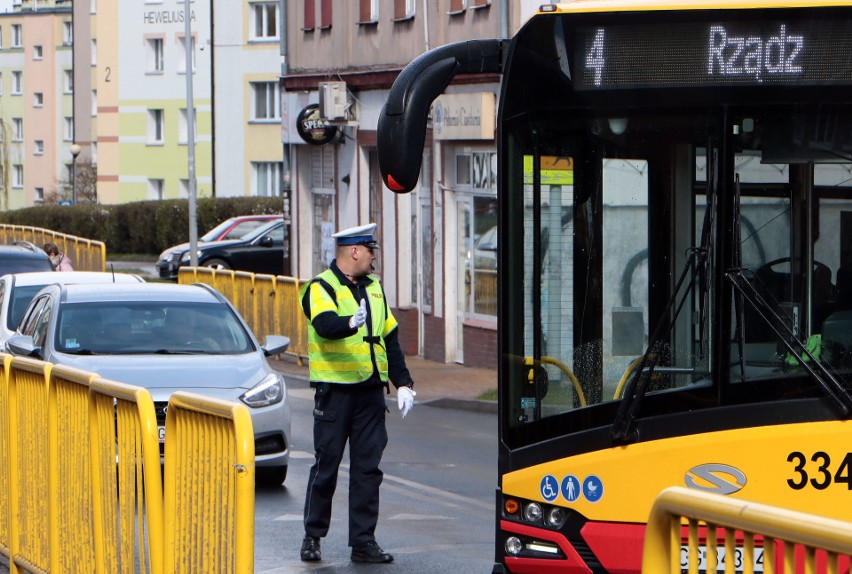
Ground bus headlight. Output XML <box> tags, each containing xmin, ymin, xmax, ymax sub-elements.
<box><xmin>547</xmin><ymin>507</ymin><xmax>567</xmax><ymax>528</ymax></box>
<box><xmin>523</xmin><ymin>502</ymin><xmax>542</xmax><ymax>522</ymax></box>
<box><xmin>505</xmin><ymin>536</ymin><xmax>523</xmax><ymax>556</ymax></box>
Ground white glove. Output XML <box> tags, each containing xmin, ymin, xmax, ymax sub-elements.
<box><xmin>398</xmin><ymin>386</ymin><xmax>416</xmax><ymax>418</ymax></box>
<box><xmin>349</xmin><ymin>299</ymin><xmax>367</xmax><ymax>329</ymax></box>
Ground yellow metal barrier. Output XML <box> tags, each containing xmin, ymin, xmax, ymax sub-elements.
<box><xmin>643</xmin><ymin>486</ymin><xmax>852</xmax><ymax>573</ymax></box>
<box><xmin>180</xmin><ymin>268</ymin><xmax>308</xmax><ymax>361</ymax></box>
<box><xmin>89</xmin><ymin>377</ymin><xmax>164</xmax><ymax>574</ymax></box>
<box><xmin>7</xmin><ymin>356</ymin><xmax>53</xmax><ymax>574</ymax></box>
<box><xmin>0</xmin><ymin>224</ymin><xmax>106</xmax><ymax>271</ymax></box>
<box><xmin>163</xmin><ymin>391</ymin><xmax>255</xmax><ymax>574</ymax></box>
<box><xmin>276</xmin><ymin>276</ymin><xmax>307</xmax><ymax>360</ymax></box>
<box><xmin>48</xmin><ymin>365</ymin><xmax>100</xmax><ymax>573</ymax></box>
<box><xmin>0</xmin><ymin>355</ymin><xmax>12</xmax><ymax>559</ymax></box>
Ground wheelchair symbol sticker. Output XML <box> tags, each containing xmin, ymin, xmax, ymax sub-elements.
<box><xmin>561</xmin><ymin>475</ymin><xmax>580</xmax><ymax>502</ymax></box>
<box><xmin>583</xmin><ymin>475</ymin><xmax>604</xmax><ymax>502</ymax></box>
<box><xmin>540</xmin><ymin>475</ymin><xmax>559</xmax><ymax>502</ymax></box>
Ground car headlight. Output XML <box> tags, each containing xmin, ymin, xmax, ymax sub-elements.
<box><xmin>179</xmin><ymin>251</ymin><xmax>201</xmax><ymax>263</ymax></box>
<box><xmin>240</xmin><ymin>373</ymin><xmax>284</xmax><ymax>408</ymax></box>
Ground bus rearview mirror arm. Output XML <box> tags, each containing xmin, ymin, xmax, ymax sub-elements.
<box><xmin>378</xmin><ymin>39</ymin><xmax>506</xmax><ymax>194</ymax></box>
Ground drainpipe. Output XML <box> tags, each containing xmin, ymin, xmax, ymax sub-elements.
<box><xmin>501</xmin><ymin>0</ymin><xmax>509</xmax><ymax>38</ymax></box>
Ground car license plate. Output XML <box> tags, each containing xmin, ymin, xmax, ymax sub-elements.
<box><xmin>680</xmin><ymin>545</ymin><xmax>764</xmax><ymax>573</ymax></box>
<box><xmin>158</xmin><ymin>426</ymin><xmax>166</xmax><ymax>443</ymax></box>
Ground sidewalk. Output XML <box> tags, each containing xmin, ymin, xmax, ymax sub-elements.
<box><xmin>270</xmin><ymin>354</ymin><xmax>498</xmax><ymax>413</ymax></box>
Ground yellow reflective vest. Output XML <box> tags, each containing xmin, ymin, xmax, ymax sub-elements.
<box><xmin>300</xmin><ymin>269</ymin><xmax>398</xmax><ymax>384</ymax></box>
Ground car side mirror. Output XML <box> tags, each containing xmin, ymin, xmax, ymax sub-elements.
<box><xmin>258</xmin><ymin>236</ymin><xmax>274</xmax><ymax>248</ymax></box>
<box><xmin>262</xmin><ymin>335</ymin><xmax>290</xmax><ymax>357</ymax></box>
<box><xmin>7</xmin><ymin>334</ymin><xmax>40</xmax><ymax>358</ymax></box>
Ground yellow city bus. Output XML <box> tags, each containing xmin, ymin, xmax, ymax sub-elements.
<box><xmin>377</xmin><ymin>2</ymin><xmax>852</xmax><ymax>572</ymax></box>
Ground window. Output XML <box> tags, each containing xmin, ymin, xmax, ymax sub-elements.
<box><xmin>34</xmin><ymin>187</ymin><xmax>44</xmax><ymax>202</ymax></box>
<box><xmin>471</xmin><ymin>0</ymin><xmax>490</xmax><ymax>8</ymax></box>
<box><xmin>251</xmin><ymin>82</ymin><xmax>279</xmax><ymax>120</ymax></box>
<box><xmin>0</xmin><ymin>27</ymin><xmax>3</xmax><ymax>48</ymax></box>
<box><xmin>146</xmin><ymin>37</ymin><xmax>164</xmax><ymax>73</ymax></box>
<box><xmin>147</xmin><ymin>109</ymin><xmax>164</xmax><ymax>144</ymax></box>
<box><xmin>11</xmin><ymin>24</ymin><xmax>22</xmax><ymax>48</ymax></box>
<box><xmin>64</xmin><ymin>70</ymin><xmax>73</xmax><ymax>93</ymax></box>
<box><xmin>90</xmin><ymin>0</ymin><xmax>96</xmax><ymax>14</ymax></box>
<box><xmin>33</xmin><ymin>92</ymin><xmax>43</xmax><ymax>107</ymax></box>
<box><xmin>148</xmin><ymin>178</ymin><xmax>164</xmax><ymax>200</ymax></box>
<box><xmin>394</xmin><ymin>0</ymin><xmax>415</xmax><ymax>20</ymax></box>
<box><xmin>33</xmin><ymin>45</ymin><xmax>42</xmax><ymax>59</ymax></box>
<box><xmin>456</xmin><ymin>150</ymin><xmax>497</xmax><ymax>190</ymax></box>
<box><xmin>64</xmin><ymin>117</ymin><xmax>74</xmax><ymax>141</ymax></box>
<box><xmin>303</xmin><ymin>0</ymin><xmax>315</xmax><ymax>30</ymax></box>
<box><xmin>0</xmin><ymin>72</ymin><xmax>3</xmax><ymax>95</ymax></box>
<box><xmin>177</xmin><ymin>35</ymin><xmax>196</xmax><ymax>74</ymax></box>
<box><xmin>34</xmin><ymin>140</ymin><xmax>43</xmax><ymax>155</ymax></box>
<box><xmin>358</xmin><ymin>0</ymin><xmax>378</xmax><ymax>24</ymax></box>
<box><xmin>91</xmin><ymin>90</ymin><xmax>97</xmax><ymax>116</ymax></box>
<box><xmin>320</xmin><ymin>0</ymin><xmax>331</xmax><ymax>28</ymax></box>
<box><xmin>12</xmin><ymin>118</ymin><xmax>23</xmax><ymax>141</ymax></box>
<box><xmin>448</xmin><ymin>0</ymin><xmax>465</xmax><ymax>14</ymax></box>
<box><xmin>12</xmin><ymin>164</ymin><xmax>22</xmax><ymax>188</ymax></box>
<box><xmin>251</xmin><ymin>2</ymin><xmax>278</xmax><ymax>39</ymax></box>
<box><xmin>178</xmin><ymin>108</ymin><xmax>197</xmax><ymax>144</ymax></box>
<box><xmin>253</xmin><ymin>162</ymin><xmax>283</xmax><ymax>196</ymax></box>
<box><xmin>12</xmin><ymin>71</ymin><xmax>22</xmax><ymax>95</ymax></box>
<box><xmin>91</xmin><ymin>39</ymin><xmax>97</xmax><ymax>66</ymax></box>
<box><xmin>63</xmin><ymin>21</ymin><xmax>73</xmax><ymax>45</ymax></box>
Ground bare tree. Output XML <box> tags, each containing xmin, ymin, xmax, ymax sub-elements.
<box><xmin>49</xmin><ymin>159</ymin><xmax>98</xmax><ymax>205</ymax></box>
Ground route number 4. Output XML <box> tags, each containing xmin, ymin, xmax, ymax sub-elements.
<box><xmin>586</xmin><ymin>29</ymin><xmax>606</xmax><ymax>86</ymax></box>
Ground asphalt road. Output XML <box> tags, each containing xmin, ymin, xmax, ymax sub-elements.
<box><xmin>254</xmin><ymin>386</ymin><xmax>498</xmax><ymax>572</ymax></box>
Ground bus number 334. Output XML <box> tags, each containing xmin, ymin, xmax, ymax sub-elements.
<box><xmin>787</xmin><ymin>451</ymin><xmax>852</xmax><ymax>490</ymax></box>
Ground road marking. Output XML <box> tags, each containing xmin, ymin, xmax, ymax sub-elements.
<box><xmin>388</xmin><ymin>513</ymin><xmax>455</xmax><ymax>520</ymax></box>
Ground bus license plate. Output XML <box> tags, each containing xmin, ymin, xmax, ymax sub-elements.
<box><xmin>158</xmin><ymin>426</ymin><xmax>166</xmax><ymax>443</ymax></box>
<box><xmin>680</xmin><ymin>545</ymin><xmax>764</xmax><ymax>573</ymax></box>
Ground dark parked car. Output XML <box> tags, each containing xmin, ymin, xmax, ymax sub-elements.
<box><xmin>0</xmin><ymin>242</ymin><xmax>55</xmax><ymax>275</ymax></box>
<box><xmin>157</xmin><ymin>219</ymin><xmax>288</xmax><ymax>279</ymax></box>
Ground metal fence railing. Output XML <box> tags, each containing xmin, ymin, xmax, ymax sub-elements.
<box><xmin>643</xmin><ymin>486</ymin><xmax>852</xmax><ymax>573</ymax></box>
<box><xmin>0</xmin><ymin>224</ymin><xmax>106</xmax><ymax>272</ymax></box>
<box><xmin>178</xmin><ymin>267</ymin><xmax>308</xmax><ymax>362</ymax></box>
<box><xmin>0</xmin><ymin>354</ymin><xmax>255</xmax><ymax>574</ymax></box>
<box><xmin>163</xmin><ymin>391</ymin><xmax>255</xmax><ymax>573</ymax></box>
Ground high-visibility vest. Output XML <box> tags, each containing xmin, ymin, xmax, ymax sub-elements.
<box><xmin>300</xmin><ymin>269</ymin><xmax>396</xmax><ymax>384</ymax></box>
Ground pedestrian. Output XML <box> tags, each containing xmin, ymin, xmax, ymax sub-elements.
<box><xmin>43</xmin><ymin>242</ymin><xmax>74</xmax><ymax>271</ymax></box>
<box><xmin>299</xmin><ymin>222</ymin><xmax>416</xmax><ymax>564</ymax></box>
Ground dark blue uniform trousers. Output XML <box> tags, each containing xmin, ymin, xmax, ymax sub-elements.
<box><xmin>304</xmin><ymin>382</ymin><xmax>388</xmax><ymax>546</ymax></box>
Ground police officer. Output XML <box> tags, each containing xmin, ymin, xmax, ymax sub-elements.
<box><xmin>299</xmin><ymin>223</ymin><xmax>416</xmax><ymax>564</ymax></box>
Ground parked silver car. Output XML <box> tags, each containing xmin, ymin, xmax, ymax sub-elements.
<box><xmin>0</xmin><ymin>271</ymin><xmax>145</xmax><ymax>352</ymax></box>
<box><xmin>7</xmin><ymin>282</ymin><xmax>292</xmax><ymax>485</ymax></box>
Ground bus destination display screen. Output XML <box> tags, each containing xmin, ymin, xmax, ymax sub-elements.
<box><xmin>574</xmin><ymin>18</ymin><xmax>852</xmax><ymax>90</ymax></box>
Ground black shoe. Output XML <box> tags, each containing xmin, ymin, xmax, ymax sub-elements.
<box><xmin>300</xmin><ymin>535</ymin><xmax>321</xmax><ymax>562</ymax></box>
<box><xmin>351</xmin><ymin>541</ymin><xmax>394</xmax><ymax>563</ymax></box>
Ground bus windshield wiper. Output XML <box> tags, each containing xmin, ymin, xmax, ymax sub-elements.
<box><xmin>727</xmin><ymin>271</ymin><xmax>852</xmax><ymax>417</ymax></box>
<box><xmin>611</xmin><ymin>146</ymin><xmax>717</xmax><ymax>444</ymax></box>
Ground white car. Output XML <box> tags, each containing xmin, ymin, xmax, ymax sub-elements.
<box><xmin>0</xmin><ymin>271</ymin><xmax>145</xmax><ymax>352</ymax></box>
<box><xmin>7</xmin><ymin>282</ymin><xmax>292</xmax><ymax>485</ymax></box>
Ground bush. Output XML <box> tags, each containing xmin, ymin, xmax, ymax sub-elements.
<box><xmin>0</xmin><ymin>197</ymin><xmax>285</xmax><ymax>255</ymax></box>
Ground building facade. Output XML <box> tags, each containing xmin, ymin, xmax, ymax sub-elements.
<box><xmin>0</xmin><ymin>0</ymin><xmax>74</xmax><ymax>209</ymax></box>
<box><xmin>282</xmin><ymin>0</ymin><xmax>545</xmax><ymax>366</ymax></box>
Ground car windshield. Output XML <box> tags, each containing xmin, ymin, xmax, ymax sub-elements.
<box><xmin>9</xmin><ymin>285</ymin><xmax>46</xmax><ymax>330</ymax></box>
<box><xmin>55</xmin><ymin>301</ymin><xmax>254</xmax><ymax>355</ymax></box>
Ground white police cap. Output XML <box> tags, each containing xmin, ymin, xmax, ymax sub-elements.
<box><xmin>332</xmin><ymin>223</ymin><xmax>380</xmax><ymax>248</ymax></box>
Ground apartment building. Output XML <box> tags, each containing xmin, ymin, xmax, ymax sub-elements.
<box><xmin>0</xmin><ymin>0</ymin><xmax>74</xmax><ymax>209</ymax></box>
<box><xmin>282</xmin><ymin>1</ymin><xmax>545</xmax><ymax>366</ymax></box>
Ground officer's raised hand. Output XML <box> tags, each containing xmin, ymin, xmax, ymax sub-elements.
<box><xmin>398</xmin><ymin>386</ymin><xmax>416</xmax><ymax>418</ymax></box>
<box><xmin>349</xmin><ymin>299</ymin><xmax>367</xmax><ymax>328</ymax></box>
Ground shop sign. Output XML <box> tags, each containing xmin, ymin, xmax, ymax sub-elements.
<box><xmin>433</xmin><ymin>92</ymin><xmax>496</xmax><ymax>140</ymax></box>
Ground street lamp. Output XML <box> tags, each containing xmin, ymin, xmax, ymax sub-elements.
<box><xmin>70</xmin><ymin>143</ymin><xmax>81</xmax><ymax>205</ymax></box>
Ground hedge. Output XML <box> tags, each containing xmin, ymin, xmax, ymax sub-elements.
<box><xmin>0</xmin><ymin>197</ymin><xmax>285</xmax><ymax>256</ymax></box>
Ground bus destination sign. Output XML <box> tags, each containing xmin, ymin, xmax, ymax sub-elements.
<box><xmin>574</xmin><ymin>18</ymin><xmax>852</xmax><ymax>90</ymax></box>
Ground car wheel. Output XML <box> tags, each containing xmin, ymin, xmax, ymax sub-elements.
<box><xmin>256</xmin><ymin>465</ymin><xmax>287</xmax><ymax>487</ymax></box>
<box><xmin>204</xmin><ymin>258</ymin><xmax>231</xmax><ymax>271</ymax></box>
